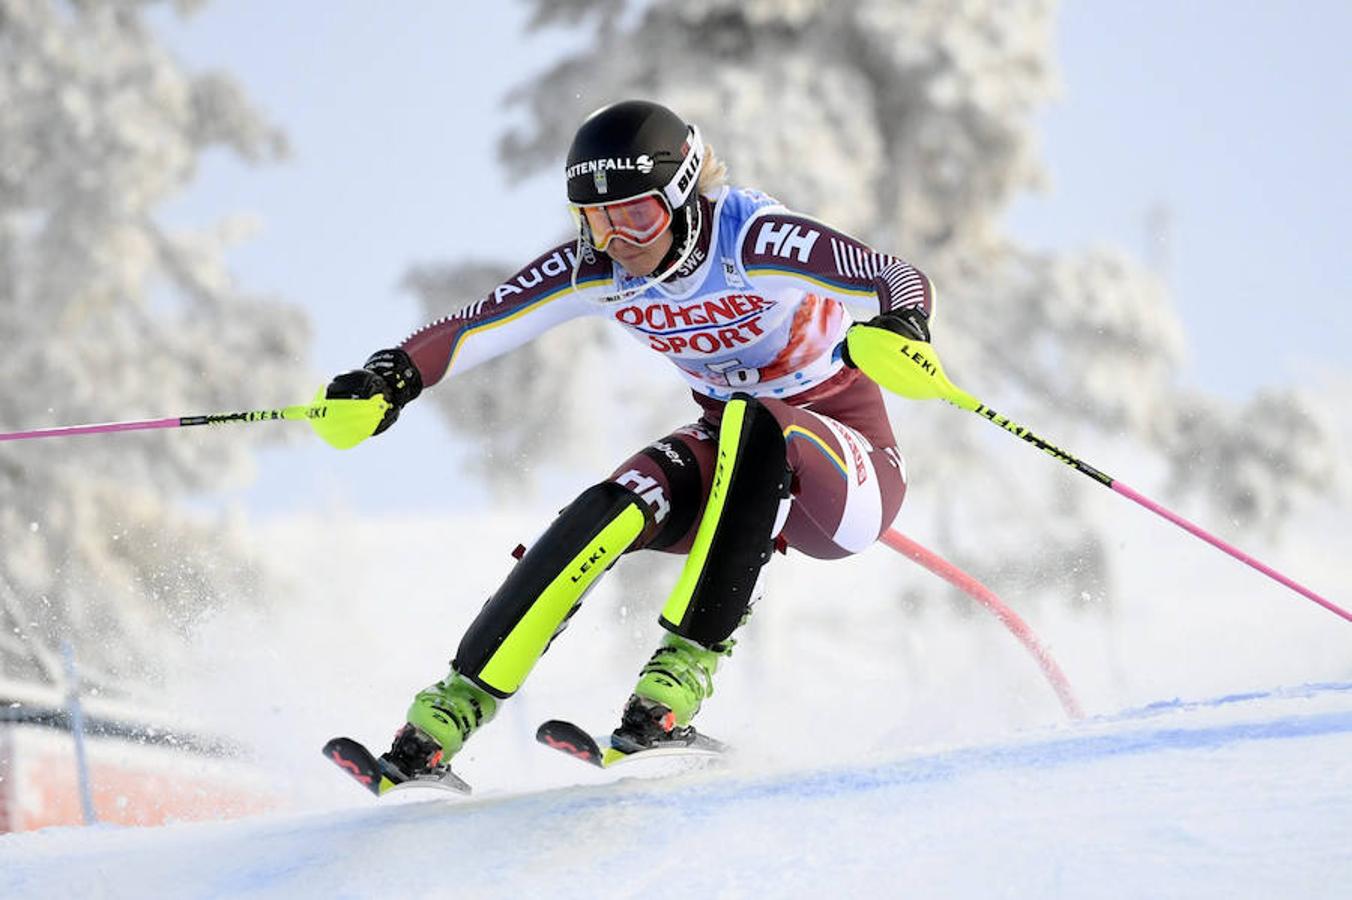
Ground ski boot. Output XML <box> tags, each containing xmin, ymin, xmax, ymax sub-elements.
<box><xmin>611</xmin><ymin>633</ymin><xmax>729</xmax><ymax>753</ymax></box>
<box><xmin>381</xmin><ymin>673</ymin><xmax>498</xmax><ymax>780</ymax></box>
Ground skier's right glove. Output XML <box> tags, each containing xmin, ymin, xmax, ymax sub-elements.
<box><xmin>325</xmin><ymin>347</ymin><xmax>423</xmax><ymax>436</ymax></box>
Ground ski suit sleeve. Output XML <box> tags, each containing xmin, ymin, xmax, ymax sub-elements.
<box><xmin>738</xmin><ymin>210</ymin><xmax>936</xmax><ymax>320</ymax></box>
<box><xmin>400</xmin><ymin>243</ymin><xmax>608</xmax><ymax>390</ymax></box>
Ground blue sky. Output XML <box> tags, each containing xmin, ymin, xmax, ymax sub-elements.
<box><xmin>152</xmin><ymin>2</ymin><xmax>1350</xmax><ymax>516</ymax></box>
<box><xmin>1007</xmin><ymin>1</ymin><xmax>1350</xmax><ymax>398</ymax></box>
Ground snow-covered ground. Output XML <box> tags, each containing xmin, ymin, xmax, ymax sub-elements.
<box><xmin>2</xmin><ymin>501</ymin><xmax>1348</xmax><ymax>897</ymax></box>
<box><xmin>2</xmin><ymin>682</ymin><xmax>1350</xmax><ymax>898</ymax></box>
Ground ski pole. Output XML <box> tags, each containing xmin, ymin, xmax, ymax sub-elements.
<box><xmin>845</xmin><ymin>326</ymin><xmax>1351</xmax><ymax>624</ymax></box>
<box><xmin>0</xmin><ymin>394</ymin><xmax>389</xmax><ymax>450</ymax></box>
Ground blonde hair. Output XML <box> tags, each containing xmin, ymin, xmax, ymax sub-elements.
<box><xmin>697</xmin><ymin>142</ymin><xmax>729</xmax><ymax>196</ymax></box>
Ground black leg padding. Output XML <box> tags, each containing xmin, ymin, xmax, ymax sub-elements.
<box><xmin>454</xmin><ymin>481</ymin><xmax>649</xmax><ymax>695</ymax></box>
<box><xmin>662</xmin><ymin>395</ymin><xmax>790</xmax><ymax>646</ymax></box>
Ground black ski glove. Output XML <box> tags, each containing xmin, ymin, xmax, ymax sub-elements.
<box><xmin>325</xmin><ymin>347</ymin><xmax>424</xmax><ymax>436</ymax></box>
<box><xmin>840</xmin><ymin>307</ymin><xmax>931</xmax><ymax>369</ymax></box>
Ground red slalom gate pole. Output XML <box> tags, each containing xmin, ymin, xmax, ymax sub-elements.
<box><xmin>880</xmin><ymin>529</ymin><xmax>1084</xmax><ymax>720</ymax></box>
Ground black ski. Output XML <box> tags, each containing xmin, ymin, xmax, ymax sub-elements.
<box><xmin>322</xmin><ymin>736</ymin><xmax>471</xmax><ymax>797</ymax></box>
<box><xmin>536</xmin><ymin>719</ymin><xmax>727</xmax><ymax>769</ymax></box>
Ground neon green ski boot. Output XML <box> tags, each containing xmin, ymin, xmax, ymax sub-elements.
<box><xmin>383</xmin><ymin>674</ymin><xmax>498</xmax><ymax>778</ymax></box>
<box><xmin>612</xmin><ymin>633</ymin><xmax>730</xmax><ymax>751</ymax></box>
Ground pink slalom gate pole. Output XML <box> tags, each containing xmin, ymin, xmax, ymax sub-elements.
<box><xmin>880</xmin><ymin>529</ymin><xmax>1084</xmax><ymax>720</ymax></box>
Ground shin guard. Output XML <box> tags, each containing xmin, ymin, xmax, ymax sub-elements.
<box><xmin>454</xmin><ymin>481</ymin><xmax>648</xmax><ymax>697</ymax></box>
<box><xmin>659</xmin><ymin>395</ymin><xmax>790</xmax><ymax>646</ymax></box>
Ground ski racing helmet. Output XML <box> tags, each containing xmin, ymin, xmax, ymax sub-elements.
<box><xmin>565</xmin><ymin>100</ymin><xmax>706</xmax><ymax>299</ymax></box>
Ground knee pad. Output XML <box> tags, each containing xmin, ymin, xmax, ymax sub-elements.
<box><xmin>659</xmin><ymin>395</ymin><xmax>791</xmax><ymax>646</ymax></box>
<box><xmin>455</xmin><ymin>480</ymin><xmax>649</xmax><ymax>697</ymax></box>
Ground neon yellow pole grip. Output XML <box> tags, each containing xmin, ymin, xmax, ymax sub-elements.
<box><xmin>304</xmin><ymin>390</ymin><xmax>391</xmax><ymax>450</ymax></box>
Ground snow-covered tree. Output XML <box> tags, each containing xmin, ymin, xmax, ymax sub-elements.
<box><xmin>403</xmin><ymin>262</ymin><xmax>627</xmax><ymax>501</ymax></box>
<box><xmin>0</xmin><ymin>0</ymin><xmax>311</xmax><ymax>693</ymax></box>
<box><xmin>410</xmin><ymin>0</ymin><xmax>1341</xmax><ymax>607</ymax></box>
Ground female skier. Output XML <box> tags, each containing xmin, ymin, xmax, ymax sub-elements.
<box><xmin>325</xmin><ymin>99</ymin><xmax>935</xmax><ymax>781</ymax></box>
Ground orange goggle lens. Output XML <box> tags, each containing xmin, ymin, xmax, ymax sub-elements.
<box><xmin>577</xmin><ymin>195</ymin><xmax>672</xmax><ymax>250</ymax></box>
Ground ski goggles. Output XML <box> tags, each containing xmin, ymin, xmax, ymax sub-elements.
<box><xmin>571</xmin><ymin>192</ymin><xmax>673</xmax><ymax>251</ymax></box>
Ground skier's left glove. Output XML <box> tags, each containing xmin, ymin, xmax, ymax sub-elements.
<box><xmin>840</xmin><ymin>307</ymin><xmax>931</xmax><ymax>368</ymax></box>
<box><xmin>325</xmin><ymin>347</ymin><xmax>423</xmax><ymax>436</ymax></box>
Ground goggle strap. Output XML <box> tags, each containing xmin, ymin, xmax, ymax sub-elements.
<box><xmin>661</xmin><ymin>125</ymin><xmax>704</xmax><ymax>211</ymax></box>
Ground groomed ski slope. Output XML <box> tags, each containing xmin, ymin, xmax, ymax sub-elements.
<box><xmin>3</xmin><ymin>682</ymin><xmax>1350</xmax><ymax>899</ymax></box>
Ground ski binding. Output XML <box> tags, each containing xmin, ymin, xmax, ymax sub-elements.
<box><xmin>536</xmin><ymin>718</ymin><xmax>727</xmax><ymax>769</ymax></box>
<box><xmin>323</xmin><ymin>736</ymin><xmax>471</xmax><ymax>797</ymax></box>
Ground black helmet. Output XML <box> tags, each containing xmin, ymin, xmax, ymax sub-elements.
<box><xmin>565</xmin><ymin>100</ymin><xmax>704</xmax><ymax>208</ymax></box>
<box><xmin>564</xmin><ymin>100</ymin><xmax>707</xmax><ymax>296</ymax></box>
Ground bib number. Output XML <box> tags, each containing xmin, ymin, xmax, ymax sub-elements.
<box><xmin>707</xmin><ymin>359</ymin><xmax>761</xmax><ymax>388</ymax></box>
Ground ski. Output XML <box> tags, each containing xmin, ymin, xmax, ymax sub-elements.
<box><xmin>535</xmin><ymin>718</ymin><xmax>727</xmax><ymax>769</ymax></box>
<box><xmin>322</xmin><ymin>736</ymin><xmax>472</xmax><ymax>797</ymax></box>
